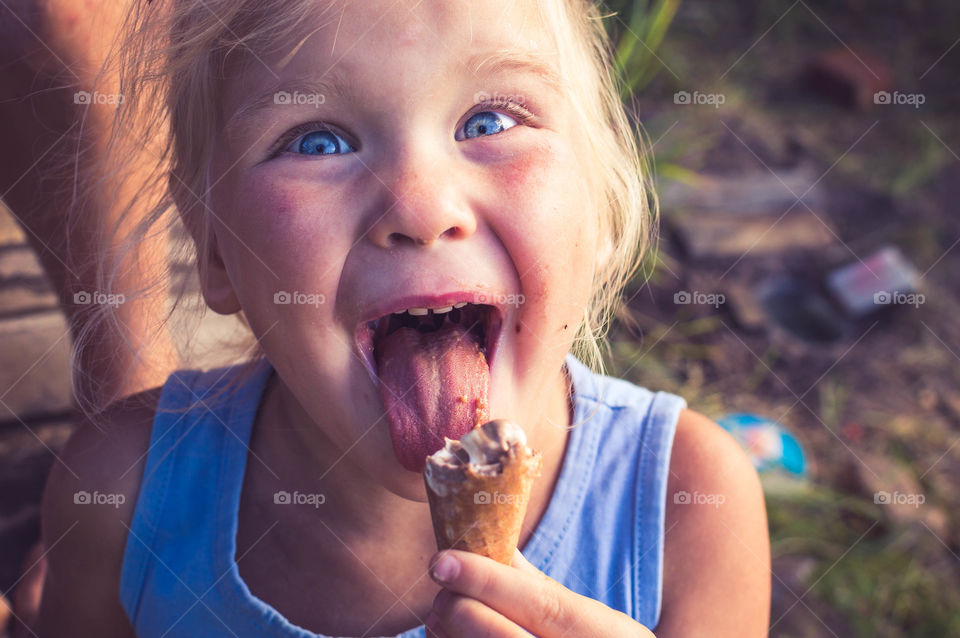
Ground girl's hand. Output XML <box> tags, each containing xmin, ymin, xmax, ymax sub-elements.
<box><xmin>425</xmin><ymin>549</ymin><xmax>656</xmax><ymax>638</ymax></box>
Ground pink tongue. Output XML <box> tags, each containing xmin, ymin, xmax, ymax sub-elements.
<box><xmin>375</xmin><ymin>322</ymin><xmax>490</xmax><ymax>472</ymax></box>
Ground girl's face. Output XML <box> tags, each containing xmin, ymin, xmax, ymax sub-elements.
<box><xmin>207</xmin><ymin>0</ymin><xmax>599</xmax><ymax>498</ymax></box>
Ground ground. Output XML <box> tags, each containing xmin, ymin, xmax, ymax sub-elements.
<box><xmin>604</xmin><ymin>0</ymin><xmax>960</xmax><ymax>635</ymax></box>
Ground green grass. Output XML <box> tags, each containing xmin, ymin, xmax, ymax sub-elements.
<box><xmin>767</xmin><ymin>487</ymin><xmax>960</xmax><ymax>637</ymax></box>
<box><xmin>606</xmin><ymin>3</ymin><xmax>960</xmax><ymax>635</ymax></box>
<box><xmin>604</xmin><ymin>0</ymin><xmax>683</xmax><ymax>96</ymax></box>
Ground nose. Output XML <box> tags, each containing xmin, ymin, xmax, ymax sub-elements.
<box><xmin>365</xmin><ymin>148</ymin><xmax>477</xmax><ymax>248</ymax></box>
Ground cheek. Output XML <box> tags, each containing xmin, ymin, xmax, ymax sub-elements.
<box><xmin>215</xmin><ymin>177</ymin><xmax>351</xmax><ymax>277</ymax></box>
<box><xmin>209</xmin><ymin>175</ymin><xmax>358</xmax><ymax>336</ymax></box>
<box><xmin>487</xmin><ymin>137</ymin><xmax>597</xmax><ymax>311</ymax></box>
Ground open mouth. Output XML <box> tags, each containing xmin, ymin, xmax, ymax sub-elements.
<box><xmin>354</xmin><ymin>302</ymin><xmax>503</xmax><ymax>473</ymax></box>
<box><xmin>356</xmin><ymin>302</ymin><xmax>502</xmax><ymax>385</ymax></box>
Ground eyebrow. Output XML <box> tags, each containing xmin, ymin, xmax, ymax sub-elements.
<box><xmin>224</xmin><ymin>50</ymin><xmax>564</xmax><ymax>136</ymax></box>
<box><xmin>466</xmin><ymin>49</ymin><xmax>565</xmax><ymax>96</ymax></box>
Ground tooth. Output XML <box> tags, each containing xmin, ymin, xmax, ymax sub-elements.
<box><xmin>453</xmin><ymin>302</ymin><xmax>467</xmax><ymax>308</ymax></box>
<box><xmin>393</xmin><ymin>310</ymin><xmax>405</xmax><ymax>314</ymax></box>
<box><xmin>408</xmin><ymin>307</ymin><xmax>429</xmax><ymax>316</ymax></box>
<box><xmin>433</xmin><ymin>306</ymin><xmax>453</xmax><ymax>314</ymax></box>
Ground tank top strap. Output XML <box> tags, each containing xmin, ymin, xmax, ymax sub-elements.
<box><xmin>520</xmin><ymin>354</ymin><xmax>686</xmax><ymax>630</ymax></box>
<box><xmin>119</xmin><ymin>358</ymin><xmax>274</xmax><ymax>633</ymax></box>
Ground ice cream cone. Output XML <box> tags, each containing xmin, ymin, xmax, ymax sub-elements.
<box><xmin>424</xmin><ymin>420</ymin><xmax>542</xmax><ymax>565</ymax></box>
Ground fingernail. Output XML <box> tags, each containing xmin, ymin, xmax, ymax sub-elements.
<box><xmin>431</xmin><ymin>554</ymin><xmax>459</xmax><ymax>583</ymax></box>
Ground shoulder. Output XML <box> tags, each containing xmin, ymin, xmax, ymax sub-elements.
<box><xmin>37</xmin><ymin>387</ymin><xmax>162</xmax><ymax>637</ymax></box>
<box><xmin>657</xmin><ymin>409</ymin><xmax>771</xmax><ymax>637</ymax></box>
<box><xmin>42</xmin><ymin>387</ymin><xmax>161</xmax><ymax>532</ymax></box>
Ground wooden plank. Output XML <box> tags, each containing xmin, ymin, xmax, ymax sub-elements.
<box><xmin>0</xmin><ymin>311</ymin><xmax>73</xmax><ymax>423</ymax></box>
<box><xmin>0</xmin><ymin>204</ymin><xmax>26</xmax><ymax>248</ymax></box>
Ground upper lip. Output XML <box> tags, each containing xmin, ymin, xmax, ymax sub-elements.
<box><xmin>352</xmin><ymin>290</ymin><xmax>508</xmax><ymax>386</ymax></box>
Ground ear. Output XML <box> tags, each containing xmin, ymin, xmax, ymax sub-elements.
<box><xmin>178</xmin><ymin>203</ymin><xmax>241</xmax><ymax>316</ymax></box>
<box><xmin>197</xmin><ymin>224</ymin><xmax>242</xmax><ymax>316</ymax></box>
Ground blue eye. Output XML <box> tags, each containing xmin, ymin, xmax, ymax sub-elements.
<box><xmin>286</xmin><ymin>130</ymin><xmax>354</xmax><ymax>155</ymax></box>
<box><xmin>458</xmin><ymin>111</ymin><xmax>518</xmax><ymax>140</ymax></box>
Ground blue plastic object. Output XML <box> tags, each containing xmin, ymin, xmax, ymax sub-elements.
<box><xmin>716</xmin><ymin>413</ymin><xmax>807</xmax><ymax>477</ymax></box>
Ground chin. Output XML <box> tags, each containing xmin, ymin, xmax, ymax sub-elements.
<box><xmin>380</xmin><ymin>464</ymin><xmax>431</xmax><ymax>503</ymax></box>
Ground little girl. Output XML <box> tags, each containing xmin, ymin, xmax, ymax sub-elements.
<box><xmin>38</xmin><ymin>1</ymin><xmax>770</xmax><ymax>636</ymax></box>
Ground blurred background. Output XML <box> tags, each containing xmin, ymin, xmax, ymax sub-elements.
<box><xmin>602</xmin><ymin>0</ymin><xmax>960</xmax><ymax>635</ymax></box>
<box><xmin>0</xmin><ymin>0</ymin><xmax>958</xmax><ymax>636</ymax></box>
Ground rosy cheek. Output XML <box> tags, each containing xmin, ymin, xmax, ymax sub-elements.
<box><xmin>486</xmin><ymin>140</ymin><xmax>590</xmax><ymax>310</ymax></box>
<box><xmin>500</xmin><ymin>155</ymin><xmax>539</xmax><ymax>191</ymax></box>
<box><xmin>224</xmin><ymin>180</ymin><xmax>342</xmax><ymax>256</ymax></box>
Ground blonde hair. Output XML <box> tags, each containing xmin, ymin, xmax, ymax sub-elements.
<box><xmin>81</xmin><ymin>0</ymin><xmax>656</xmax><ymax>411</ymax></box>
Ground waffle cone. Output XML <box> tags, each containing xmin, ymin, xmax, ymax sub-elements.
<box><xmin>424</xmin><ymin>446</ymin><xmax>541</xmax><ymax>565</ymax></box>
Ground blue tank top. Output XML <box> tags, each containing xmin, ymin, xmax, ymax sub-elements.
<box><xmin>119</xmin><ymin>353</ymin><xmax>686</xmax><ymax>636</ymax></box>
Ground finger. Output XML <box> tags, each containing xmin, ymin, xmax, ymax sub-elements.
<box><xmin>510</xmin><ymin>547</ymin><xmax>543</xmax><ymax>575</ymax></box>
<box><xmin>430</xmin><ymin>549</ymin><xmax>613</xmax><ymax>637</ymax></box>
<box><xmin>423</xmin><ymin>613</ymin><xmax>452</xmax><ymax>638</ymax></box>
<box><xmin>430</xmin><ymin>589</ymin><xmax>531</xmax><ymax>638</ymax></box>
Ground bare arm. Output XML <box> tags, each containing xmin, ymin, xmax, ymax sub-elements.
<box><xmin>0</xmin><ymin>0</ymin><xmax>178</xmax><ymax>412</ymax></box>
<box><xmin>656</xmin><ymin>409</ymin><xmax>771</xmax><ymax>637</ymax></box>
<box><xmin>36</xmin><ymin>390</ymin><xmax>160</xmax><ymax>638</ymax></box>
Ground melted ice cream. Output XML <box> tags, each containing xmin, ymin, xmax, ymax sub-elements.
<box><xmin>425</xmin><ymin>419</ymin><xmax>529</xmax><ymax>496</ymax></box>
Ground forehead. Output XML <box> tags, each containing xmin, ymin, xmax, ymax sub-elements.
<box><xmin>222</xmin><ymin>0</ymin><xmax>560</xmax><ymax>112</ymax></box>
<box><xmin>325</xmin><ymin>0</ymin><xmax>547</xmax><ymax>48</ymax></box>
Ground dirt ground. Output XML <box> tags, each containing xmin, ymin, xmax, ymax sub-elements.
<box><xmin>607</xmin><ymin>0</ymin><xmax>960</xmax><ymax>635</ymax></box>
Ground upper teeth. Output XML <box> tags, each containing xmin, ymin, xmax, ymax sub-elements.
<box><xmin>394</xmin><ymin>302</ymin><xmax>468</xmax><ymax>316</ymax></box>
